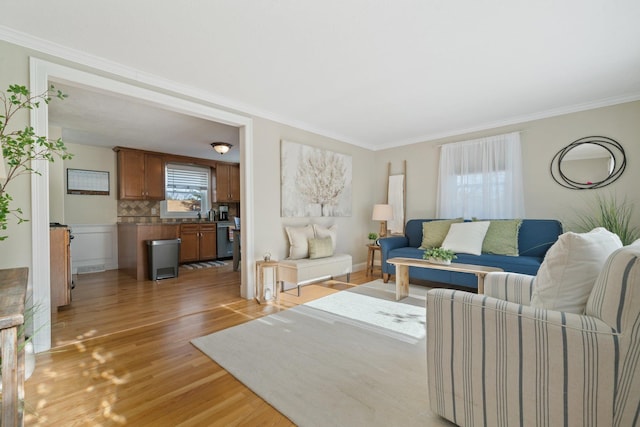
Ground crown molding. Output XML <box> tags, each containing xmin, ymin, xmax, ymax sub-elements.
<box><xmin>376</xmin><ymin>91</ymin><xmax>640</xmax><ymax>151</ymax></box>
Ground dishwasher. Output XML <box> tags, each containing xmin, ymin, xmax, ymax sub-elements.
<box><xmin>216</xmin><ymin>222</ymin><xmax>234</xmax><ymax>259</ymax></box>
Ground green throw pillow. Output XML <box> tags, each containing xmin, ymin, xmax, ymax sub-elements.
<box><xmin>308</xmin><ymin>237</ymin><xmax>334</xmax><ymax>259</ymax></box>
<box><xmin>480</xmin><ymin>219</ymin><xmax>522</xmax><ymax>256</ymax></box>
<box><xmin>419</xmin><ymin>218</ymin><xmax>464</xmax><ymax>249</ymax></box>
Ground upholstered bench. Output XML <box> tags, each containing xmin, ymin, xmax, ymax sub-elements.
<box><xmin>278</xmin><ymin>253</ymin><xmax>352</xmax><ymax>295</ymax></box>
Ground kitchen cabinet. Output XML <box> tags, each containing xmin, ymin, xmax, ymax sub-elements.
<box><xmin>215</xmin><ymin>163</ymin><xmax>240</xmax><ymax>202</ymax></box>
<box><xmin>50</xmin><ymin>226</ymin><xmax>72</xmax><ymax>311</ymax></box>
<box><xmin>116</xmin><ymin>148</ymin><xmax>165</xmax><ymax>200</ymax></box>
<box><xmin>180</xmin><ymin>223</ymin><xmax>217</xmax><ymax>263</ymax></box>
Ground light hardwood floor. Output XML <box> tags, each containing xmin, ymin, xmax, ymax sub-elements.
<box><xmin>25</xmin><ymin>264</ymin><xmax>370</xmax><ymax>426</ymax></box>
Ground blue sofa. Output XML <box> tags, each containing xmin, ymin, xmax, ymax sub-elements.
<box><xmin>380</xmin><ymin>219</ymin><xmax>563</xmax><ymax>290</ymax></box>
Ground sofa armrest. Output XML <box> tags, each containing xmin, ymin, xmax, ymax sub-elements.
<box><xmin>483</xmin><ymin>272</ymin><xmax>535</xmax><ymax>305</ymax></box>
<box><xmin>378</xmin><ymin>236</ymin><xmax>409</xmax><ymax>272</ymax></box>
<box><xmin>378</xmin><ymin>235</ymin><xmax>408</xmax><ymax>253</ymax></box>
<box><xmin>426</xmin><ymin>289</ymin><xmax>616</xmax><ymax>427</ymax></box>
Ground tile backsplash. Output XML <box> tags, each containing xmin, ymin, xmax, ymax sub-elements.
<box><xmin>117</xmin><ymin>200</ymin><xmax>162</xmax><ymax>223</ymax></box>
<box><xmin>117</xmin><ymin>200</ymin><xmax>239</xmax><ymax>223</ymax></box>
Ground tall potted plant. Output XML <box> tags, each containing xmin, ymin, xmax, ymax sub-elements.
<box><xmin>573</xmin><ymin>193</ymin><xmax>639</xmax><ymax>245</ymax></box>
<box><xmin>0</xmin><ymin>84</ymin><xmax>71</xmax><ymax>390</ymax></box>
<box><xmin>0</xmin><ymin>83</ymin><xmax>73</xmax><ymax>240</ymax></box>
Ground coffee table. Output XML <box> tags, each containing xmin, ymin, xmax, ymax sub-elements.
<box><xmin>386</xmin><ymin>257</ymin><xmax>503</xmax><ymax>300</ymax></box>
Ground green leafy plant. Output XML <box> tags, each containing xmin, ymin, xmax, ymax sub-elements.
<box><xmin>573</xmin><ymin>193</ymin><xmax>639</xmax><ymax>245</ymax></box>
<box><xmin>368</xmin><ymin>232</ymin><xmax>378</xmax><ymax>241</ymax></box>
<box><xmin>423</xmin><ymin>247</ymin><xmax>457</xmax><ymax>262</ymax></box>
<box><xmin>0</xmin><ymin>84</ymin><xmax>73</xmax><ymax>240</ymax></box>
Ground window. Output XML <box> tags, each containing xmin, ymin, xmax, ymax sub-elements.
<box><xmin>436</xmin><ymin>132</ymin><xmax>525</xmax><ymax>219</ymax></box>
<box><xmin>161</xmin><ymin>163</ymin><xmax>211</xmax><ymax>218</ymax></box>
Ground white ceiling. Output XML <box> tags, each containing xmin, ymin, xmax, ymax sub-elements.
<box><xmin>2</xmin><ymin>1</ymin><xmax>640</xmax><ymax>154</ymax></box>
<box><xmin>48</xmin><ymin>83</ymin><xmax>241</xmax><ymax>162</ymax></box>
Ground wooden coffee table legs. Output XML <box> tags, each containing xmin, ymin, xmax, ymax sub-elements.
<box><xmin>393</xmin><ymin>268</ymin><xmax>489</xmax><ymax>300</ymax></box>
<box><xmin>387</xmin><ymin>257</ymin><xmax>502</xmax><ymax>300</ymax></box>
<box><xmin>395</xmin><ymin>264</ymin><xmax>410</xmax><ymax>300</ymax></box>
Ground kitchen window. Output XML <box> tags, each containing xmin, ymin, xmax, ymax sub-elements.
<box><xmin>160</xmin><ymin>163</ymin><xmax>211</xmax><ymax>218</ymax></box>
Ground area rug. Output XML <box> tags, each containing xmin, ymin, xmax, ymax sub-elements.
<box><xmin>192</xmin><ymin>280</ymin><xmax>450</xmax><ymax>427</ymax></box>
<box><xmin>180</xmin><ymin>260</ymin><xmax>227</xmax><ymax>270</ymax></box>
<box><xmin>305</xmin><ymin>280</ymin><xmax>428</xmax><ymax>339</ymax></box>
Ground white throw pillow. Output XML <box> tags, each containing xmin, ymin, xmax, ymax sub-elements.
<box><xmin>313</xmin><ymin>224</ymin><xmax>337</xmax><ymax>251</ymax></box>
<box><xmin>441</xmin><ymin>221</ymin><xmax>490</xmax><ymax>255</ymax></box>
<box><xmin>285</xmin><ymin>225</ymin><xmax>315</xmax><ymax>259</ymax></box>
<box><xmin>530</xmin><ymin>227</ymin><xmax>623</xmax><ymax>314</ymax></box>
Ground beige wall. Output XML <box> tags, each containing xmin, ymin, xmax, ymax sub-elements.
<box><xmin>0</xmin><ymin>41</ymin><xmax>33</xmax><ymax>269</ymax></box>
<box><xmin>251</xmin><ymin>116</ymin><xmax>376</xmax><ymax>264</ymax></box>
<box><xmin>374</xmin><ymin>100</ymin><xmax>640</xmax><ymax>233</ymax></box>
<box><xmin>61</xmin><ymin>143</ymin><xmax>118</xmax><ymax>225</ymax></box>
<box><xmin>47</xmin><ymin>131</ymin><xmax>118</xmax><ymax>225</ymax></box>
<box><xmin>48</xmin><ymin>126</ymin><xmax>65</xmax><ymax>223</ymax></box>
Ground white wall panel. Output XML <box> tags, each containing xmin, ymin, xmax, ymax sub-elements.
<box><xmin>69</xmin><ymin>224</ymin><xmax>118</xmax><ymax>273</ymax></box>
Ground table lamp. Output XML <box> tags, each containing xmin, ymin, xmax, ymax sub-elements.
<box><xmin>372</xmin><ymin>204</ymin><xmax>394</xmax><ymax>238</ymax></box>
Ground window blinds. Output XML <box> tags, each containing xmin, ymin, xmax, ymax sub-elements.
<box><xmin>166</xmin><ymin>163</ymin><xmax>209</xmax><ymax>191</ymax></box>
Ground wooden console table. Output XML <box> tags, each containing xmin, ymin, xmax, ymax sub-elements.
<box><xmin>0</xmin><ymin>267</ymin><xmax>28</xmax><ymax>426</ymax></box>
<box><xmin>386</xmin><ymin>257</ymin><xmax>502</xmax><ymax>300</ymax></box>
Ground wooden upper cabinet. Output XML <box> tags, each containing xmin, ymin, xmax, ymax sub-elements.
<box><xmin>144</xmin><ymin>153</ymin><xmax>165</xmax><ymax>200</ymax></box>
<box><xmin>117</xmin><ymin>148</ymin><xmax>165</xmax><ymax>200</ymax></box>
<box><xmin>215</xmin><ymin>163</ymin><xmax>240</xmax><ymax>202</ymax></box>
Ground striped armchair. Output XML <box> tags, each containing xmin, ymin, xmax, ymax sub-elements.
<box><xmin>426</xmin><ymin>240</ymin><xmax>640</xmax><ymax>426</ymax></box>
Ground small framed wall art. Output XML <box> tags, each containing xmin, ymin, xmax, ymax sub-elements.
<box><xmin>67</xmin><ymin>168</ymin><xmax>110</xmax><ymax>195</ymax></box>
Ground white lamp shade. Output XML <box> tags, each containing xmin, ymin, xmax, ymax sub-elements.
<box><xmin>372</xmin><ymin>204</ymin><xmax>394</xmax><ymax>221</ymax></box>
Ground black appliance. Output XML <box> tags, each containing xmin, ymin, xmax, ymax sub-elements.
<box><xmin>219</xmin><ymin>205</ymin><xmax>229</xmax><ymax>221</ymax></box>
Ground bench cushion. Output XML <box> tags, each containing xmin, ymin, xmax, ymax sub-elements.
<box><xmin>279</xmin><ymin>254</ymin><xmax>352</xmax><ymax>286</ymax></box>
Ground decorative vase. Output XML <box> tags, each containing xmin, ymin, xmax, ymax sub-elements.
<box><xmin>427</xmin><ymin>258</ymin><xmax>451</xmax><ymax>265</ymax></box>
<box><xmin>25</xmin><ymin>341</ymin><xmax>35</xmax><ymax>380</ymax></box>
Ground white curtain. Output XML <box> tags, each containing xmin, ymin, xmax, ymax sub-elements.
<box><xmin>436</xmin><ymin>132</ymin><xmax>525</xmax><ymax>219</ymax></box>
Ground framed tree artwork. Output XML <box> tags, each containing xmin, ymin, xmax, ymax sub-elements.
<box><xmin>281</xmin><ymin>140</ymin><xmax>352</xmax><ymax>217</ymax></box>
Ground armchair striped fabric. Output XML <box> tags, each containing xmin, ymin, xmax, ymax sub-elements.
<box><xmin>426</xmin><ymin>240</ymin><xmax>640</xmax><ymax>426</ymax></box>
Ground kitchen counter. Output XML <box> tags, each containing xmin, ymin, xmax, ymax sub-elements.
<box><xmin>118</xmin><ymin>219</ymin><xmax>231</xmax><ymax>225</ymax></box>
<box><xmin>117</xmin><ymin>223</ymin><xmax>180</xmax><ymax>280</ymax></box>
<box><xmin>118</xmin><ymin>221</ymin><xmax>236</xmax><ymax>280</ymax></box>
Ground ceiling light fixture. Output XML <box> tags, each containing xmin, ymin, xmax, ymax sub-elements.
<box><xmin>211</xmin><ymin>142</ymin><xmax>233</xmax><ymax>155</ymax></box>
